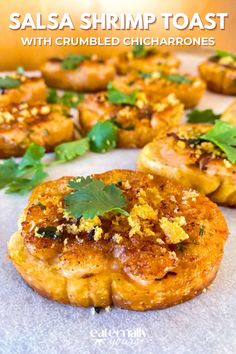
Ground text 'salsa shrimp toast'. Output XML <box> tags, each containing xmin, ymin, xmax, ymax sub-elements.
<box><xmin>0</xmin><ymin>102</ymin><xmax>74</xmax><ymax>158</ymax></box>
<box><xmin>114</xmin><ymin>71</ymin><xmax>205</xmax><ymax>109</ymax></box>
<box><xmin>41</xmin><ymin>54</ymin><xmax>116</xmax><ymax>92</ymax></box>
<box><xmin>8</xmin><ymin>170</ymin><xmax>228</xmax><ymax>311</ymax></box>
<box><xmin>112</xmin><ymin>47</ymin><xmax>180</xmax><ymax>74</ymax></box>
<box><xmin>138</xmin><ymin>124</ymin><xmax>236</xmax><ymax>207</ymax></box>
<box><xmin>199</xmin><ymin>51</ymin><xmax>236</xmax><ymax>95</ymax></box>
<box><xmin>0</xmin><ymin>74</ymin><xmax>47</xmax><ymax>106</ymax></box>
<box><xmin>78</xmin><ymin>89</ymin><xmax>183</xmax><ymax>148</ymax></box>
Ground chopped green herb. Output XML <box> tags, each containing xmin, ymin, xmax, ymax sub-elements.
<box><xmin>47</xmin><ymin>89</ymin><xmax>84</xmax><ymax>108</ymax></box>
<box><xmin>36</xmin><ymin>202</ymin><xmax>47</xmax><ymax>210</ymax></box>
<box><xmin>164</xmin><ymin>74</ymin><xmax>193</xmax><ymax>84</ymax></box>
<box><xmin>0</xmin><ymin>76</ymin><xmax>21</xmax><ymax>89</ymax></box>
<box><xmin>87</xmin><ymin>121</ymin><xmax>117</xmax><ymax>153</ymax></box>
<box><xmin>36</xmin><ymin>226</ymin><xmax>61</xmax><ymax>240</ymax></box>
<box><xmin>199</xmin><ymin>224</ymin><xmax>205</xmax><ymax>237</ymax></box>
<box><xmin>138</xmin><ymin>71</ymin><xmax>152</xmax><ymax>79</ymax></box>
<box><xmin>175</xmin><ymin>243</ymin><xmax>185</xmax><ymax>252</ymax></box>
<box><xmin>107</xmin><ymin>82</ymin><xmax>138</xmax><ymax>106</ymax></box>
<box><xmin>61</xmin><ymin>54</ymin><xmax>91</xmax><ymax>70</ymax></box>
<box><xmin>16</xmin><ymin>66</ymin><xmax>25</xmax><ymax>75</ymax></box>
<box><xmin>200</xmin><ymin>121</ymin><xmax>236</xmax><ymax>164</ymax></box>
<box><xmin>0</xmin><ymin>144</ymin><xmax>48</xmax><ymax>194</ymax></box>
<box><xmin>132</xmin><ymin>44</ymin><xmax>149</xmax><ymax>58</ymax></box>
<box><xmin>215</xmin><ymin>49</ymin><xmax>236</xmax><ymax>61</ymax></box>
<box><xmin>64</xmin><ymin>177</ymin><xmax>129</xmax><ymax>219</ymax></box>
<box><xmin>55</xmin><ymin>138</ymin><xmax>90</xmax><ymax>162</ymax></box>
<box><xmin>187</xmin><ymin>109</ymin><xmax>221</xmax><ymax>124</ymax></box>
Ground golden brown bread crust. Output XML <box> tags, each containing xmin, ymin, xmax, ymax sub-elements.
<box><xmin>8</xmin><ymin>170</ymin><xmax>228</xmax><ymax>311</ymax></box>
<box><xmin>112</xmin><ymin>50</ymin><xmax>180</xmax><ymax>75</ymax></box>
<box><xmin>0</xmin><ymin>75</ymin><xmax>47</xmax><ymax>106</ymax></box>
<box><xmin>41</xmin><ymin>56</ymin><xmax>115</xmax><ymax>92</ymax></box>
<box><xmin>113</xmin><ymin>72</ymin><xmax>205</xmax><ymax>109</ymax></box>
<box><xmin>137</xmin><ymin>124</ymin><xmax>236</xmax><ymax>207</ymax></box>
<box><xmin>78</xmin><ymin>91</ymin><xmax>183</xmax><ymax>148</ymax></box>
<box><xmin>199</xmin><ymin>58</ymin><xmax>236</xmax><ymax>95</ymax></box>
<box><xmin>221</xmin><ymin>99</ymin><xmax>236</xmax><ymax>125</ymax></box>
<box><xmin>0</xmin><ymin>102</ymin><xmax>74</xmax><ymax>158</ymax></box>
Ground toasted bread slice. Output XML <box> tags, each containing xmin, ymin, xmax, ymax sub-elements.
<box><xmin>41</xmin><ymin>56</ymin><xmax>115</xmax><ymax>92</ymax></box>
<box><xmin>112</xmin><ymin>49</ymin><xmax>180</xmax><ymax>75</ymax></box>
<box><xmin>0</xmin><ymin>74</ymin><xmax>47</xmax><ymax>106</ymax></box>
<box><xmin>199</xmin><ymin>55</ymin><xmax>236</xmax><ymax>95</ymax></box>
<box><xmin>138</xmin><ymin>124</ymin><xmax>236</xmax><ymax>207</ymax></box>
<box><xmin>78</xmin><ymin>91</ymin><xmax>183</xmax><ymax>148</ymax></box>
<box><xmin>0</xmin><ymin>102</ymin><xmax>74</xmax><ymax>158</ymax></box>
<box><xmin>113</xmin><ymin>71</ymin><xmax>205</xmax><ymax>109</ymax></box>
<box><xmin>8</xmin><ymin>170</ymin><xmax>228</xmax><ymax>311</ymax></box>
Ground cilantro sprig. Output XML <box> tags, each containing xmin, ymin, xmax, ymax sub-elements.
<box><xmin>215</xmin><ymin>50</ymin><xmax>236</xmax><ymax>61</ymax></box>
<box><xmin>200</xmin><ymin>121</ymin><xmax>236</xmax><ymax>163</ymax></box>
<box><xmin>163</xmin><ymin>74</ymin><xmax>193</xmax><ymax>84</ymax></box>
<box><xmin>87</xmin><ymin>121</ymin><xmax>117</xmax><ymax>152</ymax></box>
<box><xmin>61</xmin><ymin>54</ymin><xmax>91</xmax><ymax>70</ymax></box>
<box><xmin>0</xmin><ymin>144</ymin><xmax>48</xmax><ymax>194</ymax></box>
<box><xmin>47</xmin><ymin>89</ymin><xmax>84</xmax><ymax>108</ymax></box>
<box><xmin>55</xmin><ymin>138</ymin><xmax>90</xmax><ymax>162</ymax></box>
<box><xmin>107</xmin><ymin>83</ymin><xmax>138</xmax><ymax>105</ymax></box>
<box><xmin>187</xmin><ymin>109</ymin><xmax>221</xmax><ymax>124</ymax></box>
<box><xmin>0</xmin><ymin>76</ymin><xmax>21</xmax><ymax>89</ymax></box>
<box><xmin>132</xmin><ymin>44</ymin><xmax>152</xmax><ymax>58</ymax></box>
<box><xmin>64</xmin><ymin>177</ymin><xmax>128</xmax><ymax>219</ymax></box>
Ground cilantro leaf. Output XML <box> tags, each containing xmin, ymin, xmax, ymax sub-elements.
<box><xmin>107</xmin><ymin>83</ymin><xmax>138</xmax><ymax>106</ymax></box>
<box><xmin>0</xmin><ymin>76</ymin><xmax>21</xmax><ymax>89</ymax></box>
<box><xmin>55</xmin><ymin>138</ymin><xmax>90</xmax><ymax>162</ymax></box>
<box><xmin>187</xmin><ymin>109</ymin><xmax>221</xmax><ymax>124</ymax></box>
<box><xmin>16</xmin><ymin>66</ymin><xmax>25</xmax><ymax>75</ymax></box>
<box><xmin>164</xmin><ymin>74</ymin><xmax>192</xmax><ymax>84</ymax></box>
<box><xmin>6</xmin><ymin>168</ymin><xmax>48</xmax><ymax>195</ymax></box>
<box><xmin>47</xmin><ymin>89</ymin><xmax>84</xmax><ymax>108</ymax></box>
<box><xmin>61</xmin><ymin>54</ymin><xmax>91</xmax><ymax>70</ymax></box>
<box><xmin>215</xmin><ymin>50</ymin><xmax>236</xmax><ymax>61</ymax></box>
<box><xmin>0</xmin><ymin>144</ymin><xmax>48</xmax><ymax>194</ymax></box>
<box><xmin>138</xmin><ymin>71</ymin><xmax>152</xmax><ymax>79</ymax></box>
<box><xmin>18</xmin><ymin>144</ymin><xmax>45</xmax><ymax>173</ymax></box>
<box><xmin>68</xmin><ymin>176</ymin><xmax>93</xmax><ymax>190</ymax></box>
<box><xmin>0</xmin><ymin>159</ymin><xmax>18</xmax><ymax>188</ymax></box>
<box><xmin>64</xmin><ymin>177</ymin><xmax>128</xmax><ymax>219</ymax></box>
<box><xmin>132</xmin><ymin>44</ymin><xmax>148</xmax><ymax>58</ymax></box>
<box><xmin>200</xmin><ymin>121</ymin><xmax>236</xmax><ymax>163</ymax></box>
<box><xmin>87</xmin><ymin>121</ymin><xmax>117</xmax><ymax>153</ymax></box>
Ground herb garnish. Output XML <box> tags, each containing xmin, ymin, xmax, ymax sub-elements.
<box><xmin>132</xmin><ymin>44</ymin><xmax>149</xmax><ymax>58</ymax></box>
<box><xmin>187</xmin><ymin>109</ymin><xmax>221</xmax><ymax>124</ymax></box>
<box><xmin>0</xmin><ymin>144</ymin><xmax>48</xmax><ymax>194</ymax></box>
<box><xmin>64</xmin><ymin>177</ymin><xmax>129</xmax><ymax>219</ymax></box>
<box><xmin>61</xmin><ymin>54</ymin><xmax>91</xmax><ymax>70</ymax></box>
<box><xmin>47</xmin><ymin>89</ymin><xmax>84</xmax><ymax>108</ymax></box>
<box><xmin>215</xmin><ymin>49</ymin><xmax>236</xmax><ymax>61</ymax></box>
<box><xmin>163</xmin><ymin>74</ymin><xmax>193</xmax><ymax>84</ymax></box>
<box><xmin>16</xmin><ymin>66</ymin><xmax>25</xmax><ymax>75</ymax></box>
<box><xmin>55</xmin><ymin>138</ymin><xmax>90</xmax><ymax>162</ymax></box>
<box><xmin>107</xmin><ymin>83</ymin><xmax>138</xmax><ymax>106</ymax></box>
<box><xmin>200</xmin><ymin>121</ymin><xmax>236</xmax><ymax>163</ymax></box>
<box><xmin>199</xmin><ymin>224</ymin><xmax>205</xmax><ymax>237</ymax></box>
<box><xmin>0</xmin><ymin>76</ymin><xmax>21</xmax><ymax>89</ymax></box>
<box><xmin>87</xmin><ymin>121</ymin><xmax>117</xmax><ymax>153</ymax></box>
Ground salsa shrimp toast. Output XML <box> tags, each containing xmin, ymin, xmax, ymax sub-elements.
<box><xmin>199</xmin><ymin>50</ymin><xmax>236</xmax><ymax>95</ymax></box>
<box><xmin>0</xmin><ymin>73</ymin><xmax>47</xmax><ymax>106</ymax></box>
<box><xmin>138</xmin><ymin>122</ymin><xmax>236</xmax><ymax>207</ymax></box>
<box><xmin>41</xmin><ymin>54</ymin><xmax>115</xmax><ymax>92</ymax></box>
<box><xmin>113</xmin><ymin>45</ymin><xmax>180</xmax><ymax>75</ymax></box>
<box><xmin>78</xmin><ymin>84</ymin><xmax>183</xmax><ymax>148</ymax></box>
<box><xmin>0</xmin><ymin>102</ymin><xmax>74</xmax><ymax>158</ymax></box>
<box><xmin>113</xmin><ymin>70</ymin><xmax>205</xmax><ymax>108</ymax></box>
<box><xmin>8</xmin><ymin>170</ymin><xmax>228</xmax><ymax>311</ymax></box>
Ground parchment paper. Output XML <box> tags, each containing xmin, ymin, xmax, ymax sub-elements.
<box><xmin>0</xmin><ymin>53</ymin><xmax>235</xmax><ymax>354</ymax></box>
